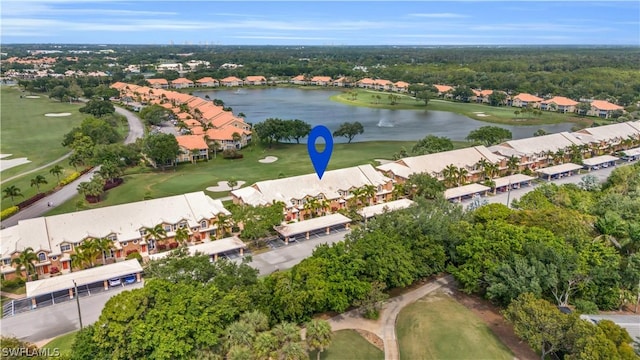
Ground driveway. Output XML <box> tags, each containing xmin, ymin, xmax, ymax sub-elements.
<box><xmin>115</xmin><ymin>106</ymin><xmax>144</xmax><ymax>144</ymax></box>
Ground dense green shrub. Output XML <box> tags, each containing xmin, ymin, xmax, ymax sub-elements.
<box><xmin>0</xmin><ymin>206</ymin><xmax>19</xmax><ymax>220</ymax></box>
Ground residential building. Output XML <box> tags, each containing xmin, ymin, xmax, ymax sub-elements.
<box><xmin>310</xmin><ymin>76</ymin><xmax>332</xmax><ymax>86</ymax></box>
<box><xmin>244</xmin><ymin>76</ymin><xmax>266</xmax><ymax>86</ymax></box>
<box><xmin>196</xmin><ymin>77</ymin><xmax>219</xmax><ymax>87</ymax></box>
<box><xmin>571</xmin><ymin>121</ymin><xmax>640</xmax><ymax>152</ymax></box>
<box><xmin>220</xmin><ymin>76</ymin><xmax>244</xmax><ymax>87</ymax></box>
<box><xmin>0</xmin><ymin>192</ymin><xmax>231</xmax><ymax>280</ymax></box>
<box><xmin>290</xmin><ymin>75</ymin><xmax>307</xmax><ymax>85</ymax></box>
<box><xmin>156</xmin><ymin>63</ymin><xmax>183</xmax><ymax>72</ymax></box>
<box><xmin>146</xmin><ymin>78</ymin><xmax>169</xmax><ymax>89</ymax></box>
<box><xmin>231</xmin><ymin>165</ymin><xmax>393</xmax><ymax>221</ymax></box>
<box><xmin>171</xmin><ymin>77</ymin><xmax>194</xmax><ymax>89</ymax></box>
<box><xmin>393</xmin><ymin>81</ymin><xmax>410</xmax><ymax>93</ymax></box>
<box><xmin>471</xmin><ymin>89</ymin><xmax>493</xmax><ymax>104</ymax></box>
<box><xmin>176</xmin><ymin>135</ymin><xmax>209</xmax><ymax>163</ymax></box>
<box><xmin>541</xmin><ymin>96</ymin><xmax>578</xmax><ymax>113</ymax></box>
<box><xmin>587</xmin><ymin>100</ymin><xmax>625</xmax><ymax>118</ymax></box>
<box><xmin>510</xmin><ymin>93</ymin><xmax>543</xmax><ymax>108</ymax></box>
<box><xmin>489</xmin><ymin>132</ymin><xmax>584</xmax><ymax>169</ymax></box>
<box><xmin>433</xmin><ymin>85</ymin><xmax>453</xmax><ymax>98</ymax></box>
<box><xmin>356</xmin><ymin>78</ymin><xmax>376</xmax><ymax>89</ymax></box>
<box><xmin>377</xmin><ymin>146</ymin><xmax>505</xmax><ymax>184</ymax></box>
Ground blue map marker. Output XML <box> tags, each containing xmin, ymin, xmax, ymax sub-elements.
<box><xmin>307</xmin><ymin>125</ymin><xmax>334</xmax><ymax>180</ymax></box>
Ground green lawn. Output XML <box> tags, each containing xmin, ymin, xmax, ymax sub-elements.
<box><xmin>310</xmin><ymin>330</ymin><xmax>384</xmax><ymax>360</ymax></box>
<box><xmin>397</xmin><ymin>291</ymin><xmax>513</xmax><ymax>360</ymax></box>
<box><xmin>331</xmin><ymin>89</ymin><xmax>595</xmax><ymax>127</ymax></box>
<box><xmin>41</xmin><ymin>331</ymin><xmax>76</xmax><ymax>357</ymax></box>
<box><xmin>0</xmin><ymin>86</ymin><xmax>85</xmax><ymax>179</ymax></box>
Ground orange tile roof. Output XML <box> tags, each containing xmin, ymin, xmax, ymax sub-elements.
<box><xmin>542</xmin><ymin>96</ymin><xmax>578</xmax><ymax>107</ymax></box>
<box><xmin>375</xmin><ymin>79</ymin><xmax>393</xmax><ymax>86</ymax></box>
<box><xmin>221</xmin><ymin>76</ymin><xmax>243</xmax><ymax>82</ymax></box>
<box><xmin>245</xmin><ymin>76</ymin><xmax>266</xmax><ymax>82</ymax></box>
<box><xmin>110</xmin><ymin>82</ymin><xmax>130</xmax><ymax>90</ymax></box>
<box><xmin>172</xmin><ymin>77</ymin><xmax>194</xmax><ymax>84</ymax></box>
<box><xmin>358</xmin><ymin>78</ymin><xmax>376</xmax><ymax>85</ymax></box>
<box><xmin>147</xmin><ymin>78</ymin><xmax>168</xmax><ymax>85</ymax></box>
<box><xmin>291</xmin><ymin>75</ymin><xmax>306</xmax><ymax>81</ymax></box>
<box><xmin>190</xmin><ymin>126</ymin><xmax>205</xmax><ymax>135</ymax></box>
<box><xmin>394</xmin><ymin>81</ymin><xmax>409</xmax><ymax>88</ymax></box>
<box><xmin>196</xmin><ymin>77</ymin><xmax>218</xmax><ymax>83</ymax></box>
<box><xmin>311</xmin><ymin>76</ymin><xmax>332</xmax><ymax>82</ymax></box>
<box><xmin>514</xmin><ymin>93</ymin><xmax>543</xmax><ymax>102</ymax></box>
<box><xmin>434</xmin><ymin>85</ymin><xmax>453</xmax><ymax>93</ymax></box>
<box><xmin>590</xmin><ymin>100</ymin><xmax>624</xmax><ymax>111</ymax></box>
<box><xmin>176</xmin><ymin>135</ymin><xmax>208</xmax><ymax>150</ymax></box>
<box><xmin>206</xmin><ymin>127</ymin><xmax>249</xmax><ymax>141</ymax></box>
<box><xmin>183</xmin><ymin>119</ymin><xmax>201</xmax><ymax>127</ymax></box>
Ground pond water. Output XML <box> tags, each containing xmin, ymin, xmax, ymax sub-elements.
<box><xmin>193</xmin><ymin>88</ymin><xmax>574</xmax><ymax>143</ymax></box>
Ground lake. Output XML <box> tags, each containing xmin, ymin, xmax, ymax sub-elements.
<box><xmin>193</xmin><ymin>88</ymin><xmax>575</xmax><ymax>143</ymax></box>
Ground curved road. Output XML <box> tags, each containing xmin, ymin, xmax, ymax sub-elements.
<box><xmin>0</xmin><ymin>106</ymin><xmax>144</xmax><ymax>228</ymax></box>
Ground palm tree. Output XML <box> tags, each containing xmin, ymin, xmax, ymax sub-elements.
<box><xmin>348</xmin><ymin>188</ymin><xmax>366</xmax><ymax>208</ymax></box>
<box><xmin>174</xmin><ymin>227</ymin><xmax>190</xmax><ymax>246</ymax></box>
<box><xmin>78</xmin><ymin>240</ymin><xmax>101</xmax><ymax>268</ymax></box>
<box><xmin>253</xmin><ymin>331</ymin><xmax>279</xmax><ymax>360</ymax></box>
<box><xmin>455</xmin><ymin>167</ymin><xmax>469</xmax><ymax>186</ymax></box>
<box><xmin>77</xmin><ymin>181</ymin><xmax>92</xmax><ymax>199</ymax></box>
<box><xmin>2</xmin><ymin>185</ymin><xmax>24</xmax><ymax>205</ymax></box>
<box><xmin>226</xmin><ymin>346</ymin><xmax>252</xmax><ymax>360</ymax></box>
<box><xmin>305</xmin><ymin>319</ymin><xmax>333</xmax><ymax>360</ymax></box>
<box><xmin>30</xmin><ymin>175</ymin><xmax>48</xmax><ymax>193</ymax></box>
<box><xmin>553</xmin><ymin>149</ymin><xmax>565</xmax><ymax>165</ymax></box>
<box><xmin>240</xmin><ymin>310</ymin><xmax>270</xmax><ymax>332</ymax></box>
<box><xmin>318</xmin><ymin>198</ymin><xmax>331</xmax><ymax>216</ymax></box>
<box><xmin>362</xmin><ymin>184</ymin><xmax>377</xmax><ymax>205</ymax></box>
<box><xmin>227</xmin><ymin>179</ymin><xmax>239</xmax><ymax>191</ymax></box>
<box><xmin>272</xmin><ymin>322</ymin><xmax>301</xmax><ymax>347</ymax></box>
<box><xmin>232</xmin><ymin>132</ymin><xmax>242</xmax><ymax>145</ymax></box>
<box><xmin>278</xmin><ymin>342</ymin><xmax>307</xmax><ymax>360</ymax></box>
<box><xmin>225</xmin><ymin>321</ymin><xmax>256</xmax><ymax>349</ymax></box>
<box><xmin>69</xmin><ymin>153</ymin><xmax>84</xmax><ymax>171</ymax></box>
<box><xmin>568</xmin><ymin>144</ymin><xmax>583</xmax><ymax>164</ymax></box>
<box><xmin>94</xmin><ymin>237</ymin><xmax>115</xmax><ymax>265</ymax></box>
<box><xmin>49</xmin><ymin>165</ymin><xmax>64</xmax><ymax>183</ymax></box>
<box><xmin>485</xmin><ymin>162</ymin><xmax>500</xmax><ymax>179</ymax></box>
<box><xmin>144</xmin><ymin>224</ymin><xmax>167</xmax><ymax>250</ymax></box>
<box><xmin>506</xmin><ymin>156</ymin><xmax>520</xmax><ymax>175</ymax></box>
<box><xmin>216</xmin><ymin>213</ymin><xmax>233</xmax><ymax>238</ymax></box>
<box><xmin>303</xmin><ymin>197</ymin><xmax>320</xmax><ymax>218</ymax></box>
<box><xmin>208</xmin><ymin>139</ymin><xmax>221</xmax><ymax>159</ymax></box>
<box><xmin>11</xmin><ymin>247</ymin><xmax>37</xmax><ymax>281</ymax></box>
<box><xmin>442</xmin><ymin>164</ymin><xmax>459</xmax><ymax>188</ymax></box>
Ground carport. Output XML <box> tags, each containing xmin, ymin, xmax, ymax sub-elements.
<box><xmin>358</xmin><ymin>199</ymin><xmax>415</xmax><ymax>220</ymax></box>
<box><xmin>147</xmin><ymin>236</ymin><xmax>246</xmax><ymax>262</ymax></box>
<box><xmin>274</xmin><ymin>213</ymin><xmax>351</xmax><ymax>244</ymax></box>
<box><xmin>536</xmin><ymin>163</ymin><xmax>583</xmax><ymax>180</ymax></box>
<box><xmin>491</xmin><ymin>174</ymin><xmax>535</xmax><ymax>194</ymax></box>
<box><xmin>582</xmin><ymin>155</ymin><xmax>618</xmax><ymax>171</ymax></box>
<box><xmin>444</xmin><ymin>183</ymin><xmax>490</xmax><ymax>202</ymax></box>
<box><xmin>620</xmin><ymin>147</ymin><xmax>640</xmax><ymax>161</ymax></box>
<box><xmin>25</xmin><ymin>259</ymin><xmax>142</xmax><ymax>308</ymax></box>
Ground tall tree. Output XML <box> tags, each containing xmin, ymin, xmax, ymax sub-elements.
<box><xmin>332</xmin><ymin>122</ymin><xmax>364</xmax><ymax>143</ymax></box>
<box><xmin>94</xmin><ymin>237</ymin><xmax>115</xmax><ymax>265</ymax></box>
<box><xmin>79</xmin><ymin>99</ymin><xmax>115</xmax><ymax>117</ymax></box>
<box><xmin>288</xmin><ymin>119</ymin><xmax>312</xmax><ymax>144</ymax></box>
<box><xmin>466</xmin><ymin>126</ymin><xmax>513</xmax><ymax>146</ymax></box>
<box><xmin>30</xmin><ymin>174</ymin><xmax>48</xmax><ymax>193</ymax></box>
<box><xmin>411</xmin><ymin>135</ymin><xmax>454</xmax><ymax>155</ymax></box>
<box><xmin>49</xmin><ymin>165</ymin><xmax>64</xmax><ymax>183</ymax></box>
<box><xmin>305</xmin><ymin>319</ymin><xmax>333</xmax><ymax>360</ymax></box>
<box><xmin>143</xmin><ymin>133</ymin><xmax>180</xmax><ymax>170</ymax></box>
<box><xmin>2</xmin><ymin>185</ymin><xmax>24</xmax><ymax>205</ymax></box>
<box><xmin>174</xmin><ymin>227</ymin><xmax>190</xmax><ymax>246</ymax></box>
<box><xmin>11</xmin><ymin>247</ymin><xmax>37</xmax><ymax>281</ymax></box>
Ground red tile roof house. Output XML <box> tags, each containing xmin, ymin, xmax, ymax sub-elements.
<box><xmin>311</xmin><ymin>76</ymin><xmax>333</xmax><ymax>86</ymax></box>
<box><xmin>244</xmin><ymin>76</ymin><xmax>266</xmax><ymax>86</ymax></box>
<box><xmin>541</xmin><ymin>96</ymin><xmax>579</xmax><ymax>113</ymax></box>
<box><xmin>333</xmin><ymin>77</ymin><xmax>355</xmax><ymax>88</ymax></box>
<box><xmin>511</xmin><ymin>93</ymin><xmax>543</xmax><ymax>108</ymax></box>
<box><xmin>374</xmin><ymin>79</ymin><xmax>394</xmax><ymax>91</ymax></box>
<box><xmin>206</xmin><ymin>127</ymin><xmax>252</xmax><ymax>150</ymax></box>
<box><xmin>196</xmin><ymin>77</ymin><xmax>219</xmax><ymax>87</ymax></box>
<box><xmin>471</xmin><ymin>89</ymin><xmax>493</xmax><ymax>103</ymax></box>
<box><xmin>393</xmin><ymin>81</ymin><xmax>410</xmax><ymax>93</ymax></box>
<box><xmin>588</xmin><ymin>100</ymin><xmax>625</xmax><ymax>119</ymax></box>
<box><xmin>147</xmin><ymin>78</ymin><xmax>169</xmax><ymax>89</ymax></box>
<box><xmin>433</xmin><ymin>85</ymin><xmax>454</xmax><ymax>98</ymax></box>
<box><xmin>220</xmin><ymin>76</ymin><xmax>244</xmax><ymax>87</ymax></box>
<box><xmin>176</xmin><ymin>135</ymin><xmax>209</xmax><ymax>163</ymax></box>
<box><xmin>357</xmin><ymin>78</ymin><xmax>376</xmax><ymax>89</ymax></box>
<box><xmin>171</xmin><ymin>77</ymin><xmax>195</xmax><ymax>89</ymax></box>
<box><xmin>290</xmin><ymin>75</ymin><xmax>308</xmax><ymax>85</ymax></box>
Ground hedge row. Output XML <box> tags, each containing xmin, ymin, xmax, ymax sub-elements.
<box><xmin>1</xmin><ymin>206</ymin><xmax>19</xmax><ymax>220</ymax></box>
<box><xmin>58</xmin><ymin>172</ymin><xmax>81</xmax><ymax>186</ymax></box>
<box><xmin>16</xmin><ymin>193</ymin><xmax>45</xmax><ymax>209</ymax></box>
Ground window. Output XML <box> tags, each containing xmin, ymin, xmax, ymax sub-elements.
<box><xmin>172</xmin><ymin>225</ymin><xmax>177</xmax><ymax>231</ymax></box>
<box><xmin>107</xmin><ymin>234</ymin><xmax>117</xmax><ymax>241</ymax></box>
<box><xmin>139</xmin><ymin>229</ymin><xmax>147</xmax><ymax>236</ymax></box>
<box><xmin>60</xmin><ymin>244</ymin><xmax>71</xmax><ymax>252</ymax></box>
<box><xmin>200</xmin><ymin>220</ymin><xmax>207</xmax><ymax>229</ymax></box>
<box><xmin>38</xmin><ymin>253</ymin><xmax>47</xmax><ymax>262</ymax></box>
<box><xmin>164</xmin><ymin>225</ymin><xmax>171</xmax><ymax>232</ymax></box>
<box><xmin>3</xmin><ymin>258</ymin><xmax>10</xmax><ymax>265</ymax></box>
<box><xmin>122</xmin><ymin>242</ymin><xmax>128</xmax><ymax>247</ymax></box>
<box><xmin>133</xmin><ymin>240</ymin><xmax>138</xmax><ymax>244</ymax></box>
<box><xmin>51</xmin><ymin>256</ymin><xmax>58</xmax><ymax>261</ymax></box>
<box><xmin>178</xmin><ymin>222</ymin><xmax>186</xmax><ymax>229</ymax></box>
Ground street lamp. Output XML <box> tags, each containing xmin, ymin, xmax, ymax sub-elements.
<box><xmin>72</xmin><ymin>280</ymin><xmax>83</xmax><ymax>329</ymax></box>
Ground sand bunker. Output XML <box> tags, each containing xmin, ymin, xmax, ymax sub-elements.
<box><xmin>258</xmin><ymin>156</ymin><xmax>278</xmax><ymax>164</ymax></box>
<box><xmin>206</xmin><ymin>180</ymin><xmax>246</xmax><ymax>192</ymax></box>
<box><xmin>25</xmin><ymin>95</ymin><xmax>41</xmax><ymax>99</ymax></box>
<box><xmin>44</xmin><ymin>113</ymin><xmax>72</xmax><ymax>117</ymax></box>
<box><xmin>477</xmin><ymin>114</ymin><xmax>489</xmax><ymax>117</ymax></box>
<box><xmin>0</xmin><ymin>154</ymin><xmax>31</xmax><ymax>172</ymax></box>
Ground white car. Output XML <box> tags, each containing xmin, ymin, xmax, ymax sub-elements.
<box><xmin>108</xmin><ymin>278</ymin><xmax>122</xmax><ymax>287</ymax></box>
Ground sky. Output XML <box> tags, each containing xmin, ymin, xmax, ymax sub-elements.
<box><xmin>2</xmin><ymin>1</ymin><xmax>639</xmax><ymax>46</ymax></box>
